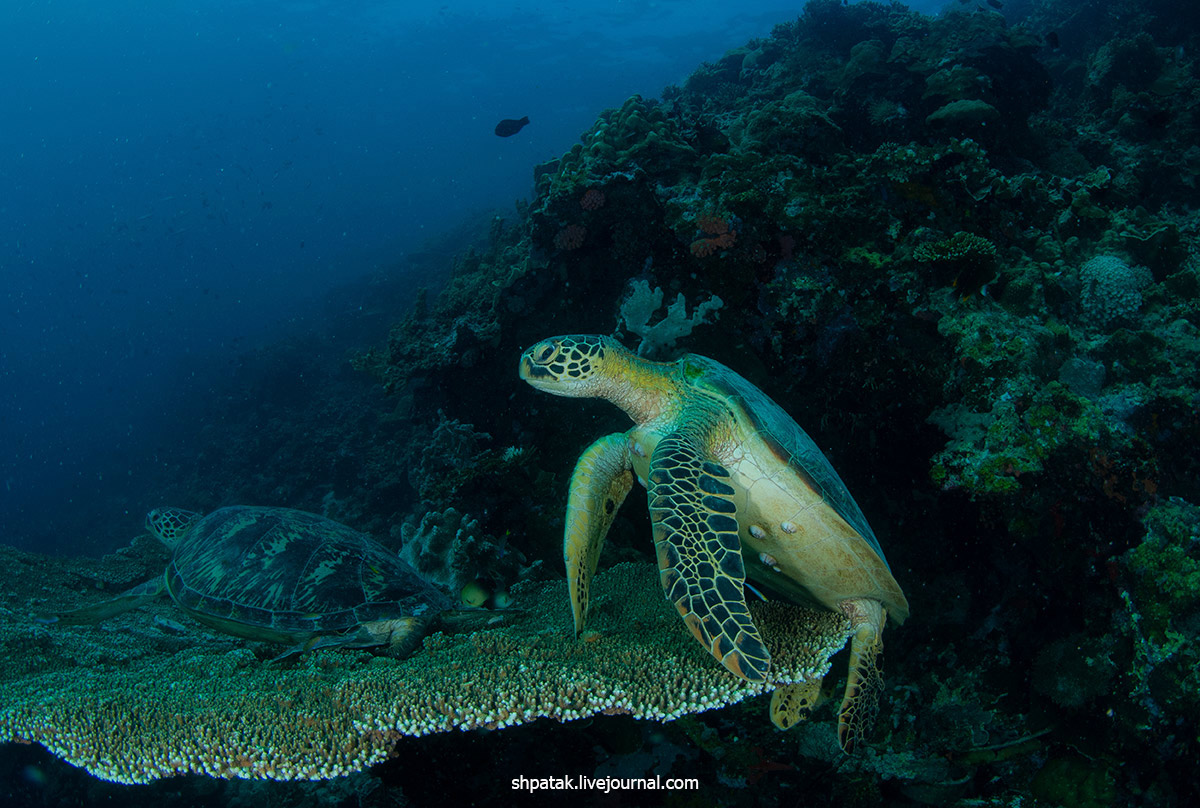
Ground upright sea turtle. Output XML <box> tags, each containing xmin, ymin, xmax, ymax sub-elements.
<box><xmin>52</xmin><ymin>506</ymin><xmax>462</xmax><ymax>657</ymax></box>
<box><xmin>519</xmin><ymin>335</ymin><xmax>909</xmax><ymax>751</ymax></box>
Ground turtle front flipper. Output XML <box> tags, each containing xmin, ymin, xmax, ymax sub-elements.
<box><xmin>42</xmin><ymin>576</ymin><xmax>167</xmax><ymax>625</ymax></box>
<box><xmin>648</xmin><ymin>433</ymin><xmax>770</xmax><ymax>682</ymax></box>
<box><xmin>277</xmin><ymin>615</ymin><xmax>435</xmax><ymax>663</ymax></box>
<box><xmin>564</xmin><ymin>433</ymin><xmax>634</xmax><ymax>635</ymax></box>
<box><xmin>355</xmin><ymin>616</ymin><xmax>431</xmax><ymax>657</ymax></box>
<box><xmin>837</xmin><ymin>599</ymin><xmax>887</xmax><ymax>753</ymax></box>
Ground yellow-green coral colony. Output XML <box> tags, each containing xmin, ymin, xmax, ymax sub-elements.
<box><xmin>0</xmin><ymin>562</ymin><xmax>850</xmax><ymax>784</ymax></box>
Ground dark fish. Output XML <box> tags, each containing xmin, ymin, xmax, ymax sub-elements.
<box><xmin>1046</xmin><ymin>31</ymin><xmax>1060</xmax><ymax>49</ymax></box>
<box><xmin>953</xmin><ymin>264</ymin><xmax>997</xmax><ymax>300</ymax></box>
<box><xmin>986</xmin><ymin>0</ymin><xmax>1002</xmax><ymax>7</ymax></box>
<box><xmin>494</xmin><ymin>116</ymin><xmax>530</xmax><ymax>137</ymax></box>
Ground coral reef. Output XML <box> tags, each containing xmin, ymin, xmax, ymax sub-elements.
<box><xmin>29</xmin><ymin>0</ymin><xmax>1200</xmax><ymax>802</ymax></box>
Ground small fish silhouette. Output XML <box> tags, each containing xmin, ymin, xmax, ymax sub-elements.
<box><xmin>494</xmin><ymin>116</ymin><xmax>530</xmax><ymax>137</ymax></box>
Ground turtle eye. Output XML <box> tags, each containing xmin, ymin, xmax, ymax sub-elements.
<box><xmin>534</xmin><ymin>343</ymin><xmax>557</xmax><ymax>363</ymax></box>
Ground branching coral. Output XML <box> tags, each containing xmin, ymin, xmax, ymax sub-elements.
<box><xmin>913</xmin><ymin>232</ymin><xmax>997</xmax><ymax>265</ymax></box>
<box><xmin>913</xmin><ymin>231</ymin><xmax>998</xmax><ymax>297</ymax></box>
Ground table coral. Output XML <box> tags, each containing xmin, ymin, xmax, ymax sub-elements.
<box><xmin>1</xmin><ymin>555</ymin><xmax>850</xmax><ymax>784</ymax></box>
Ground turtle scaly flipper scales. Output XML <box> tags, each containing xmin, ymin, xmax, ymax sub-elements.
<box><xmin>564</xmin><ymin>433</ymin><xmax>634</xmax><ymax>634</ymax></box>
<box><xmin>838</xmin><ymin>599</ymin><xmax>887</xmax><ymax>753</ymax></box>
<box><xmin>43</xmin><ymin>576</ymin><xmax>168</xmax><ymax>625</ymax></box>
<box><xmin>769</xmin><ymin>680</ymin><xmax>825</xmax><ymax>730</ymax></box>
<box><xmin>648</xmin><ymin>433</ymin><xmax>770</xmax><ymax>682</ymax></box>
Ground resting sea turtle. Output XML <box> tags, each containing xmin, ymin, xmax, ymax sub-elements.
<box><xmin>519</xmin><ymin>335</ymin><xmax>909</xmax><ymax>751</ymax></box>
<box><xmin>53</xmin><ymin>505</ymin><xmax>461</xmax><ymax>657</ymax></box>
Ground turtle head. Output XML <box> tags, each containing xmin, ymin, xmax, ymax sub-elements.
<box><xmin>145</xmin><ymin>507</ymin><xmax>202</xmax><ymax>547</ymax></box>
<box><xmin>520</xmin><ymin>335</ymin><xmax>678</xmax><ymax>424</ymax></box>
<box><xmin>518</xmin><ymin>335</ymin><xmax>625</xmax><ymax>398</ymax></box>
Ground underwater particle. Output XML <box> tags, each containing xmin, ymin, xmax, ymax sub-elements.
<box><xmin>494</xmin><ymin>116</ymin><xmax>530</xmax><ymax>137</ymax></box>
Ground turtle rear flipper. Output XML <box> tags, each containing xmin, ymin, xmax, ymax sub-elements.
<box><xmin>769</xmin><ymin>679</ymin><xmax>826</xmax><ymax>730</ymax></box>
<box><xmin>648</xmin><ymin>433</ymin><xmax>770</xmax><ymax>682</ymax></box>
<box><xmin>564</xmin><ymin>433</ymin><xmax>634</xmax><ymax>635</ymax></box>
<box><xmin>43</xmin><ymin>576</ymin><xmax>167</xmax><ymax>625</ymax></box>
<box><xmin>837</xmin><ymin>599</ymin><xmax>886</xmax><ymax>753</ymax></box>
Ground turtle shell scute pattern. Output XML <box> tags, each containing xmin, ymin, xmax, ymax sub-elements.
<box><xmin>687</xmin><ymin>357</ymin><xmax>891</xmax><ymax>568</ymax></box>
<box><xmin>167</xmin><ymin>506</ymin><xmax>451</xmax><ymax>636</ymax></box>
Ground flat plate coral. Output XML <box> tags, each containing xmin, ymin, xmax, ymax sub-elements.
<box><xmin>0</xmin><ymin>545</ymin><xmax>850</xmax><ymax>784</ymax></box>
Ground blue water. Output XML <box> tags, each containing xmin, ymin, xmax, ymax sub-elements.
<box><xmin>0</xmin><ymin>0</ymin><xmax>949</xmax><ymax>553</ymax></box>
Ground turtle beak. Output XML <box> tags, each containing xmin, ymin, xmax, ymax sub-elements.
<box><xmin>519</xmin><ymin>353</ymin><xmax>559</xmax><ymax>389</ymax></box>
<box><xmin>518</xmin><ymin>352</ymin><xmax>535</xmax><ymax>381</ymax></box>
<box><xmin>519</xmin><ymin>340</ymin><xmax>563</xmax><ymax>384</ymax></box>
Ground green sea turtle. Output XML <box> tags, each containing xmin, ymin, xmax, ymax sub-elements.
<box><xmin>52</xmin><ymin>506</ymin><xmax>461</xmax><ymax>657</ymax></box>
<box><xmin>519</xmin><ymin>335</ymin><xmax>909</xmax><ymax>751</ymax></box>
